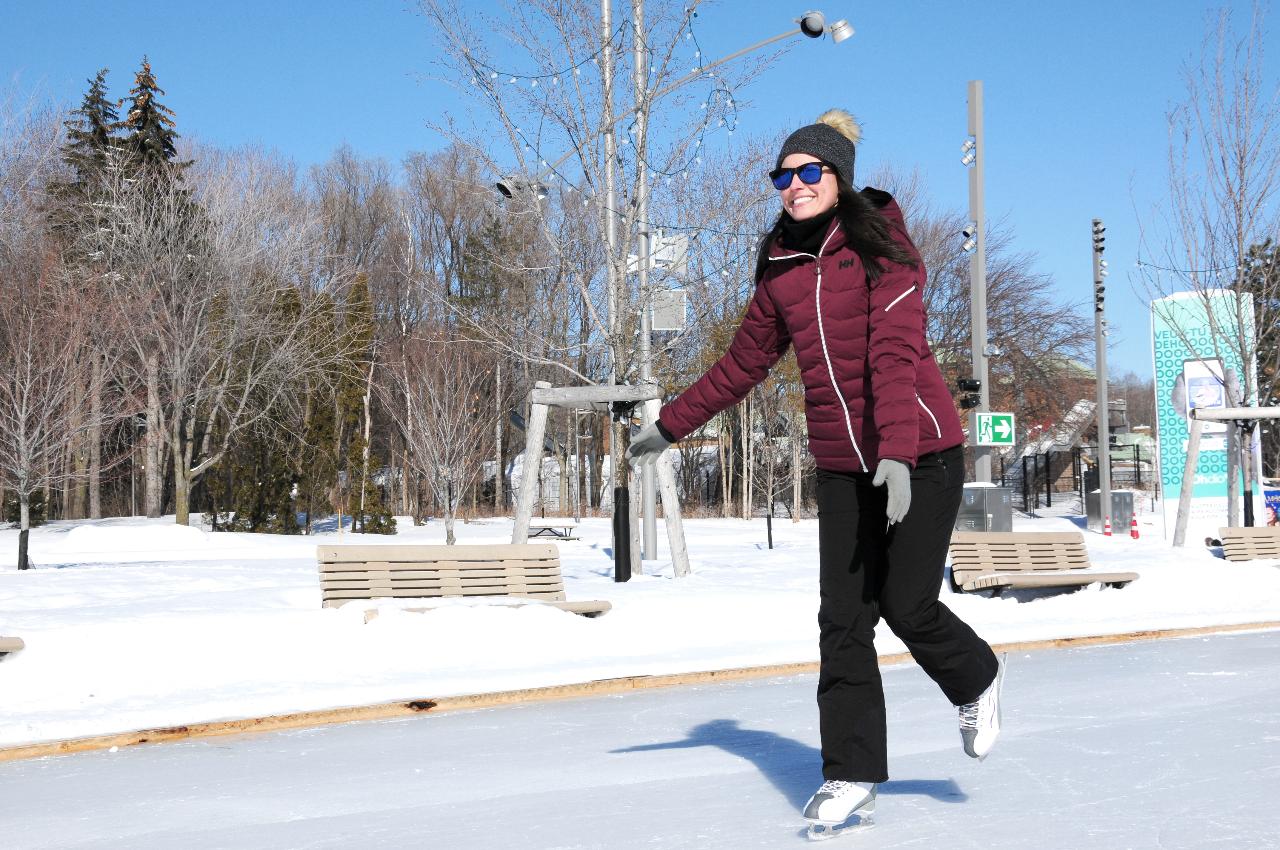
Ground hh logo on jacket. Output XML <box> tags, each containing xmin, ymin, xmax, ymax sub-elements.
<box><xmin>839</xmin><ymin>259</ymin><xmax>856</xmax><ymax>269</ymax></box>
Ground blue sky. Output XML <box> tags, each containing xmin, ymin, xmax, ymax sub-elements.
<box><xmin>3</xmin><ymin>0</ymin><xmax>1274</xmax><ymax>381</ymax></box>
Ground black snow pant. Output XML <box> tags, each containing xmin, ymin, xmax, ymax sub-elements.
<box><xmin>815</xmin><ymin>444</ymin><xmax>998</xmax><ymax>782</ymax></box>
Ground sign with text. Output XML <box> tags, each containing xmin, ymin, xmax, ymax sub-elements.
<box><xmin>972</xmin><ymin>412</ymin><xmax>1015</xmax><ymax>446</ymax></box>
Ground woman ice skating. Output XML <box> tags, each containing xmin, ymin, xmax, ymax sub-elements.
<box><xmin>626</xmin><ymin>109</ymin><xmax>1003</xmax><ymax>839</ymax></box>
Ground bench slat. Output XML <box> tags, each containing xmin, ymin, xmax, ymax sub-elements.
<box><xmin>962</xmin><ymin>571</ymin><xmax>1139</xmax><ymax>591</ymax></box>
<box><xmin>317</xmin><ymin>543</ymin><xmax>559</xmax><ymax>563</ymax></box>
<box><xmin>363</xmin><ymin>599</ymin><xmax>611</xmax><ymax>621</ymax></box>
<box><xmin>323</xmin><ymin>586</ymin><xmax>569</xmax><ymax>601</ymax></box>
<box><xmin>318</xmin><ymin>560</ymin><xmax>563</xmax><ymax>574</ymax></box>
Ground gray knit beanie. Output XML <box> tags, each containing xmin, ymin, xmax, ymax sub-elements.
<box><xmin>775</xmin><ymin>109</ymin><xmax>861</xmax><ymax>187</ymax></box>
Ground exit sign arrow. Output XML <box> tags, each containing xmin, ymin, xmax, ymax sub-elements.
<box><xmin>972</xmin><ymin>412</ymin><xmax>1016</xmax><ymax>446</ymax></box>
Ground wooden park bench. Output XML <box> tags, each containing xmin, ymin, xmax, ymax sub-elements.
<box><xmin>0</xmin><ymin>636</ymin><xmax>25</xmax><ymax>656</ymax></box>
<box><xmin>1218</xmin><ymin>526</ymin><xmax>1280</xmax><ymax>562</ymax></box>
<box><xmin>527</xmin><ymin>519</ymin><xmax>579</xmax><ymax>541</ymax></box>
<box><xmin>948</xmin><ymin>531</ymin><xmax>1139</xmax><ymax>595</ymax></box>
<box><xmin>316</xmin><ymin>543</ymin><xmax>610</xmax><ymax>619</ymax></box>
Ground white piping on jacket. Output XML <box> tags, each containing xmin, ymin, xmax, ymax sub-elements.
<box><xmin>884</xmin><ymin>284</ymin><xmax>917</xmax><ymax>312</ymax></box>
<box><xmin>770</xmin><ymin>224</ymin><xmax>868</xmax><ymax>472</ymax></box>
<box><xmin>917</xmin><ymin>394</ymin><xmax>943</xmax><ymax>439</ymax></box>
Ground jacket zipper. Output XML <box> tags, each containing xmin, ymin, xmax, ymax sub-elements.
<box><xmin>770</xmin><ymin>225</ymin><xmax>868</xmax><ymax>472</ymax></box>
<box><xmin>884</xmin><ymin>284</ymin><xmax>917</xmax><ymax>311</ymax></box>
<box><xmin>917</xmin><ymin>394</ymin><xmax>943</xmax><ymax>439</ymax></box>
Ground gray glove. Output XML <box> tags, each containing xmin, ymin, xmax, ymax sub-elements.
<box><xmin>872</xmin><ymin>458</ymin><xmax>912</xmax><ymax>524</ymax></box>
<box><xmin>627</xmin><ymin>422</ymin><xmax>672</xmax><ymax>467</ymax></box>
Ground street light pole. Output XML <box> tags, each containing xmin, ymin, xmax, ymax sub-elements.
<box><xmin>632</xmin><ymin>0</ymin><xmax>659</xmax><ymax>560</ymax></box>
<box><xmin>1092</xmin><ymin>218</ymin><xmax>1112</xmax><ymax>526</ymax></box>
<box><xmin>965</xmin><ymin>80</ymin><xmax>992</xmax><ymax>483</ymax></box>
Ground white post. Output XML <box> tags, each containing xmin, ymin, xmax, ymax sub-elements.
<box><xmin>512</xmin><ymin>381</ymin><xmax>552</xmax><ymax>543</ymax></box>
<box><xmin>645</xmin><ymin>399</ymin><xmax>691</xmax><ymax>577</ymax></box>
<box><xmin>1172</xmin><ymin>416</ymin><xmax>1203</xmax><ymax>547</ymax></box>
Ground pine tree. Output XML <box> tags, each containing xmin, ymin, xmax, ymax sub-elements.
<box><xmin>120</xmin><ymin>57</ymin><xmax>190</xmax><ymax>175</ymax></box>
<box><xmin>62</xmin><ymin>69</ymin><xmax>121</xmax><ymax>182</ymax></box>
<box><xmin>50</xmin><ymin>69</ymin><xmax>123</xmax><ymax>247</ymax></box>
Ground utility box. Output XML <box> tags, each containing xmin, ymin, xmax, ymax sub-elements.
<box><xmin>1086</xmin><ymin>489</ymin><xmax>1135</xmax><ymax>532</ymax></box>
<box><xmin>955</xmin><ymin>485</ymin><xmax>1013</xmax><ymax>532</ymax></box>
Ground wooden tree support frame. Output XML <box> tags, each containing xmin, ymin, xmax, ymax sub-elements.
<box><xmin>1173</xmin><ymin>407</ymin><xmax>1280</xmax><ymax>547</ymax></box>
<box><xmin>510</xmin><ymin>381</ymin><xmax>690</xmax><ymax>578</ymax></box>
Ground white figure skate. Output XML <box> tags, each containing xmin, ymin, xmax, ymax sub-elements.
<box><xmin>960</xmin><ymin>654</ymin><xmax>1006</xmax><ymax>760</ymax></box>
<box><xmin>803</xmin><ymin>780</ymin><xmax>876</xmax><ymax>841</ymax></box>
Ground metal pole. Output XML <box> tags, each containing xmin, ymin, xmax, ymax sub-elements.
<box><xmin>633</xmin><ymin>0</ymin><xmax>658</xmax><ymax>560</ymax></box>
<box><xmin>967</xmin><ymin>81</ymin><xmax>992</xmax><ymax>483</ymax></box>
<box><xmin>1092</xmin><ymin>218</ymin><xmax>1112</xmax><ymax>527</ymax></box>
<box><xmin>602</xmin><ymin>0</ymin><xmax>629</xmax><ymax>579</ymax></box>
<box><xmin>1045</xmin><ymin>453</ymin><xmax>1052</xmax><ymax>508</ymax></box>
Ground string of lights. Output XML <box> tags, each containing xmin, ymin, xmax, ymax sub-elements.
<box><xmin>462</xmin><ymin>23</ymin><xmax>629</xmax><ymax>86</ymax></box>
<box><xmin>1134</xmin><ymin>258</ymin><xmax>1241</xmax><ymax>275</ymax></box>
<box><xmin>464</xmin><ymin>11</ymin><xmax>743</xmax><ymax>192</ymax></box>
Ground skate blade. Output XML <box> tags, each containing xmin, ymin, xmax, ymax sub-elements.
<box><xmin>805</xmin><ymin>814</ymin><xmax>875</xmax><ymax>841</ymax></box>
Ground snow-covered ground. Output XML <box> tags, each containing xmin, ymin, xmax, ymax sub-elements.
<box><xmin>1</xmin><ymin>505</ymin><xmax>1278</xmax><ymax>749</ymax></box>
<box><xmin>3</xmin><ymin>631</ymin><xmax>1277</xmax><ymax>849</ymax></box>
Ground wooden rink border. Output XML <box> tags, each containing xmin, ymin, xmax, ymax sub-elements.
<box><xmin>2</xmin><ymin>620</ymin><xmax>1277</xmax><ymax>764</ymax></box>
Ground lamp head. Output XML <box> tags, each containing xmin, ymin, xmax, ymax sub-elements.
<box><xmin>828</xmin><ymin>18</ymin><xmax>854</xmax><ymax>43</ymax></box>
<box><xmin>799</xmin><ymin>11</ymin><xmax>826</xmax><ymax>38</ymax></box>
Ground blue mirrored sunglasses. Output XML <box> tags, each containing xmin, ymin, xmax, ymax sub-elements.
<box><xmin>769</xmin><ymin>161</ymin><xmax>829</xmax><ymax>190</ymax></box>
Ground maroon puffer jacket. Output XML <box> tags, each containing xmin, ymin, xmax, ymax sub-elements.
<box><xmin>658</xmin><ymin>189</ymin><xmax>965</xmax><ymax>472</ymax></box>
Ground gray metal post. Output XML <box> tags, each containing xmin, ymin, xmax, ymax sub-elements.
<box><xmin>633</xmin><ymin>0</ymin><xmax>658</xmax><ymax>560</ymax></box>
<box><xmin>601</xmin><ymin>0</ymin><xmax>629</xmax><ymax>561</ymax></box>
<box><xmin>966</xmin><ymin>81</ymin><xmax>992</xmax><ymax>483</ymax></box>
<box><xmin>1092</xmin><ymin>218</ymin><xmax>1112</xmax><ymax>527</ymax></box>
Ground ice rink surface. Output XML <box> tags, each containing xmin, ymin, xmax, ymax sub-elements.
<box><xmin>3</xmin><ymin>630</ymin><xmax>1278</xmax><ymax>849</ymax></box>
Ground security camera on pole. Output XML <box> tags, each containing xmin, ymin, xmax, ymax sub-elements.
<box><xmin>1092</xmin><ymin>218</ymin><xmax>1112</xmax><ymax>532</ymax></box>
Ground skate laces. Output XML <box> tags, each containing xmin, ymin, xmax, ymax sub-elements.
<box><xmin>960</xmin><ymin>681</ymin><xmax>995</xmax><ymax>729</ymax></box>
<box><xmin>817</xmin><ymin>780</ymin><xmax>856</xmax><ymax>796</ymax></box>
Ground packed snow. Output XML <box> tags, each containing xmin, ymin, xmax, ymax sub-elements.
<box><xmin>1</xmin><ymin>505</ymin><xmax>1278</xmax><ymax>749</ymax></box>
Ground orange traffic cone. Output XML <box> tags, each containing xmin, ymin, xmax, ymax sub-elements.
<box><xmin>1129</xmin><ymin>514</ymin><xmax>1140</xmax><ymax>539</ymax></box>
<box><xmin>1103</xmin><ymin>516</ymin><xmax>1112</xmax><ymax>536</ymax></box>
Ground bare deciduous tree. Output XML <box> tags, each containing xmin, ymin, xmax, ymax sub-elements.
<box><xmin>91</xmin><ymin>148</ymin><xmax>351</xmax><ymax>524</ymax></box>
<box><xmin>381</xmin><ymin>333</ymin><xmax>511</xmax><ymax>543</ymax></box>
<box><xmin>1139</xmin><ymin>3</ymin><xmax>1280</xmax><ymax>516</ymax></box>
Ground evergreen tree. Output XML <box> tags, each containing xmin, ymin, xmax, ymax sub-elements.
<box><xmin>50</xmin><ymin>69</ymin><xmax>123</xmax><ymax>247</ymax></box>
<box><xmin>295</xmin><ymin>294</ymin><xmax>342</xmax><ymax>532</ymax></box>
<box><xmin>120</xmin><ymin>57</ymin><xmax>190</xmax><ymax>175</ymax></box>
<box><xmin>211</xmin><ymin>437</ymin><xmax>298</xmax><ymax>534</ymax></box>
<box><xmin>61</xmin><ymin>69</ymin><xmax>121</xmax><ymax>182</ymax></box>
<box><xmin>4</xmin><ymin>489</ymin><xmax>47</xmax><ymax>527</ymax></box>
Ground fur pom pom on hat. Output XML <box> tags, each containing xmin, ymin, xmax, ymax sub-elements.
<box><xmin>776</xmin><ymin>108</ymin><xmax>861</xmax><ymax>187</ymax></box>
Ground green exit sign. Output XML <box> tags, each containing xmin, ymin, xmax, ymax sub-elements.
<box><xmin>973</xmin><ymin>412</ymin><xmax>1016</xmax><ymax>446</ymax></box>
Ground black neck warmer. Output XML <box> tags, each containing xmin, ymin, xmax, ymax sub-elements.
<box><xmin>779</xmin><ymin>208</ymin><xmax>838</xmax><ymax>254</ymax></box>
